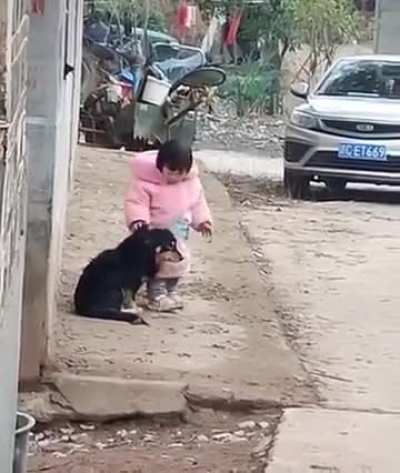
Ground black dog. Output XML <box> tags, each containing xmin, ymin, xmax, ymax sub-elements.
<box><xmin>74</xmin><ymin>228</ymin><xmax>181</xmax><ymax>324</ymax></box>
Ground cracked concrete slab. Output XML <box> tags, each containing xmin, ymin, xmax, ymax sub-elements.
<box><xmin>268</xmin><ymin>408</ymin><xmax>400</xmax><ymax>472</ymax></box>
<box><xmin>52</xmin><ymin>373</ymin><xmax>187</xmax><ymax>421</ymax></box>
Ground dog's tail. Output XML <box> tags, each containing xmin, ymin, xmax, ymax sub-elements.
<box><xmin>77</xmin><ymin>308</ymin><xmax>149</xmax><ymax>325</ymax></box>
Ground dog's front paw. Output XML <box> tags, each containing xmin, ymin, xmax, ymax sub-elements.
<box><xmin>131</xmin><ymin>315</ymin><xmax>149</xmax><ymax>326</ymax></box>
<box><xmin>121</xmin><ymin>309</ymin><xmax>148</xmax><ymax>326</ymax></box>
<box><xmin>122</xmin><ymin>310</ymin><xmax>148</xmax><ymax>326</ymax></box>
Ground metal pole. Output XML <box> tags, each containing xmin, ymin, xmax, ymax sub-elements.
<box><xmin>373</xmin><ymin>0</ymin><xmax>380</xmax><ymax>52</ymax></box>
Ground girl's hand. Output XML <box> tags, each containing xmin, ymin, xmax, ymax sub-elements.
<box><xmin>197</xmin><ymin>221</ymin><xmax>213</xmax><ymax>238</ymax></box>
<box><xmin>130</xmin><ymin>220</ymin><xmax>147</xmax><ymax>233</ymax></box>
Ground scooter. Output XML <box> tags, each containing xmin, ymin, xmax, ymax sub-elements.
<box><xmin>80</xmin><ymin>38</ymin><xmax>226</xmax><ymax>150</ymax></box>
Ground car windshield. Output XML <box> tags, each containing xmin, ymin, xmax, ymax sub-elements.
<box><xmin>316</xmin><ymin>60</ymin><xmax>400</xmax><ymax>99</ymax></box>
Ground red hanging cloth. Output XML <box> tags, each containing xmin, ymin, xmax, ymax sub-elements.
<box><xmin>175</xmin><ymin>0</ymin><xmax>189</xmax><ymax>40</ymax></box>
<box><xmin>32</xmin><ymin>0</ymin><xmax>45</xmax><ymax>15</ymax></box>
<box><xmin>224</xmin><ymin>10</ymin><xmax>242</xmax><ymax>46</ymax></box>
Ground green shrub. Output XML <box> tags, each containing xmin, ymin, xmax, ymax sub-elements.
<box><xmin>218</xmin><ymin>62</ymin><xmax>280</xmax><ymax>116</ymax></box>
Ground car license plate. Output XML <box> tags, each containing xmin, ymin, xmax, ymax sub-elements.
<box><xmin>338</xmin><ymin>144</ymin><xmax>387</xmax><ymax>161</ymax></box>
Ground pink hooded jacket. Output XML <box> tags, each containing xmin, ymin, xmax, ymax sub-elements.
<box><xmin>125</xmin><ymin>150</ymin><xmax>211</xmax><ymax>230</ymax></box>
<box><xmin>124</xmin><ymin>150</ymin><xmax>212</xmax><ymax>278</ymax></box>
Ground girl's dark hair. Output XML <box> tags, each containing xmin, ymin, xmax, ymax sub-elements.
<box><xmin>156</xmin><ymin>140</ymin><xmax>193</xmax><ymax>174</ymax></box>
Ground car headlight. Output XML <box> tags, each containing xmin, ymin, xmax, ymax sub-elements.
<box><xmin>290</xmin><ymin>110</ymin><xmax>319</xmax><ymax>130</ymax></box>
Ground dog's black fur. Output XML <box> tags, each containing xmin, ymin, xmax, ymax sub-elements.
<box><xmin>74</xmin><ymin>228</ymin><xmax>179</xmax><ymax>324</ymax></box>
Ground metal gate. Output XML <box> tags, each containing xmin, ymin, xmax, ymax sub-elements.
<box><xmin>0</xmin><ymin>0</ymin><xmax>29</xmax><ymax>470</ymax></box>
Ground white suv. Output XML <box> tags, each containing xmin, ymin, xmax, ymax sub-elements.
<box><xmin>284</xmin><ymin>55</ymin><xmax>400</xmax><ymax>198</ymax></box>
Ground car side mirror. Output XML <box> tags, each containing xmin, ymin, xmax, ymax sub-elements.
<box><xmin>290</xmin><ymin>82</ymin><xmax>309</xmax><ymax>100</ymax></box>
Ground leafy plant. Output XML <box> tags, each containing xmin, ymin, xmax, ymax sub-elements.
<box><xmin>215</xmin><ymin>0</ymin><xmax>358</xmax><ymax>113</ymax></box>
<box><xmin>93</xmin><ymin>0</ymin><xmax>168</xmax><ymax>32</ymax></box>
<box><xmin>292</xmin><ymin>0</ymin><xmax>359</xmax><ymax>77</ymax></box>
<box><xmin>219</xmin><ymin>62</ymin><xmax>280</xmax><ymax>116</ymax></box>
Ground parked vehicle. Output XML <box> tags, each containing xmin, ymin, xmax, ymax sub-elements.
<box><xmin>83</xmin><ymin>13</ymin><xmax>178</xmax><ymax>48</ymax></box>
<box><xmin>284</xmin><ymin>55</ymin><xmax>400</xmax><ymax>198</ymax></box>
<box><xmin>80</xmin><ymin>36</ymin><xmax>225</xmax><ymax>150</ymax></box>
<box><xmin>80</xmin><ymin>10</ymin><xmax>226</xmax><ymax>151</ymax></box>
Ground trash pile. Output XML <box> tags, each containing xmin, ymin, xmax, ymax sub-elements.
<box><xmin>29</xmin><ymin>418</ymin><xmax>275</xmax><ymax>460</ymax></box>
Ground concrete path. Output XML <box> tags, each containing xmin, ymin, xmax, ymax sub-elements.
<box><xmin>49</xmin><ymin>146</ymin><xmax>314</xmax><ymax>419</ymax></box>
<box><xmin>230</xmin><ymin>175</ymin><xmax>400</xmax><ymax>471</ymax></box>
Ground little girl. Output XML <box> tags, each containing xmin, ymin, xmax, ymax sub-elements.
<box><xmin>124</xmin><ymin>140</ymin><xmax>212</xmax><ymax>312</ymax></box>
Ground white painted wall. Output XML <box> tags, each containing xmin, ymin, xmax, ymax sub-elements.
<box><xmin>375</xmin><ymin>0</ymin><xmax>400</xmax><ymax>53</ymax></box>
<box><xmin>21</xmin><ymin>0</ymin><xmax>83</xmax><ymax>382</ymax></box>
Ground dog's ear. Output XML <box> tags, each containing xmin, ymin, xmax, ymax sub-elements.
<box><xmin>134</xmin><ymin>227</ymin><xmax>153</xmax><ymax>247</ymax></box>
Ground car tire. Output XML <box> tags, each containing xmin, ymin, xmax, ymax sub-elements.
<box><xmin>284</xmin><ymin>169</ymin><xmax>310</xmax><ymax>200</ymax></box>
<box><xmin>325</xmin><ymin>178</ymin><xmax>347</xmax><ymax>195</ymax></box>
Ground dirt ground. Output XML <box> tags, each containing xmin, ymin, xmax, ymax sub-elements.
<box><xmin>51</xmin><ymin>146</ymin><xmax>312</xmax><ymax>405</ymax></box>
<box><xmin>29</xmin><ymin>410</ymin><xmax>280</xmax><ymax>473</ymax></box>
<box><xmin>31</xmin><ymin>152</ymin><xmax>400</xmax><ymax>471</ymax></box>
<box><xmin>30</xmin><ymin>147</ymin><xmax>315</xmax><ymax>471</ymax></box>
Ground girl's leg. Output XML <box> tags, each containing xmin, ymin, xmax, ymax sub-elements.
<box><xmin>147</xmin><ymin>278</ymin><xmax>167</xmax><ymax>301</ymax></box>
<box><xmin>165</xmin><ymin>278</ymin><xmax>178</xmax><ymax>294</ymax></box>
<box><xmin>165</xmin><ymin>278</ymin><xmax>184</xmax><ymax>309</ymax></box>
<box><xmin>147</xmin><ymin>278</ymin><xmax>183</xmax><ymax>312</ymax></box>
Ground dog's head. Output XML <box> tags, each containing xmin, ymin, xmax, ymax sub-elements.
<box><xmin>129</xmin><ymin>227</ymin><xmax>183</xmax><ymax>268</ymax></box>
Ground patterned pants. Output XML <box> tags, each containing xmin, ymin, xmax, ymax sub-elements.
<box><xmin>147</xmin><ymin>278</ymin><xmax>179</xmax><ymax>300</ymax></box>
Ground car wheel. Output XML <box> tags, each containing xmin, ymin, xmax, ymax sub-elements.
<box><xmin>284</xmin><ymin>169</ymin><xmax>310</xmax><ymax>200</ymax></box>
<box><xmin>325</xmin><ymin>178</ymin><xmax>347</xmax><ymax>195</ymax></box>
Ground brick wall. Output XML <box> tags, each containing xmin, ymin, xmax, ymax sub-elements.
<box><xmin>0</xmin><ymin>0</ymin><xmax>29</xmax><ymax>470</ymax></box>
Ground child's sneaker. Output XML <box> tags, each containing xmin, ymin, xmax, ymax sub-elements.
<box><xmin>147</xmin><ymin>295</ymin><xmax>182</xmax><ymax>312</ymax></box>
<box><xmin>167</xmin><ymin>293</ymin><xmax>184</xmax><ymax>309</ymax></box>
